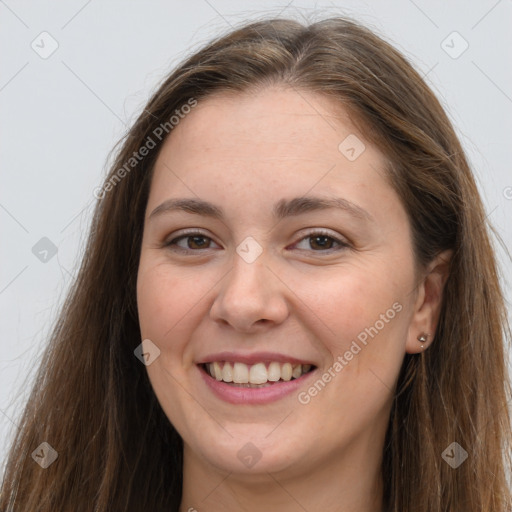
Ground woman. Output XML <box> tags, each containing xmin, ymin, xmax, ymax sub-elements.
<box><xmin>1</xmin><ymin>16</ymin><xmax>511</xmax><ymax>512</ymax></box>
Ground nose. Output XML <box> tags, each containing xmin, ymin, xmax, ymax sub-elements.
<box><xmin>209</xmin><ymin>250</ymin><xmax>289</xmax><ymax>333</ymax></box>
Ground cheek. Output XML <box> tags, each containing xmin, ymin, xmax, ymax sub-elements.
<box><xmin>275</xmin><ymin>269</ymin><xmax>409</xmax><ymax>440</ymax></box>
<box><xmin>301</xmin><ymin>265</ymin><xmax>404</xmax><ymax>331</ymax></box>
<box><xmin>136</xmin><ymin>260</ymin><xmax>220</xmax><ymax>365</ymax></box>
<box><xmin>137</xmin><ymin>267</ymin><xmax>171</xmax><ymax>340</ymax></box>
<box><xmin>298</xmin><ymin>267</ymin><xmax>411</xmax><ymax>406</ymax></box>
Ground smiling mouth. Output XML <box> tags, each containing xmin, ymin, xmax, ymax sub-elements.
<box><xmin>200</xmin><ymin>361</ymin><xmax>317</xmax><ymax>388</ymax></box>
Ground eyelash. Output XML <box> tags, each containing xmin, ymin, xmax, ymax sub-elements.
<box><xmin>163</xmin><ymin>228</ymin><xmax>350</xmax><ymax>254</ymax></box>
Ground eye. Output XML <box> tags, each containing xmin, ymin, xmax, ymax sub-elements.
<box><xmin>163</xmin><ymin>229</ymin><xmax>350</xmax><ymax>254</ymax></box>
<box><xmin>293</xmin><ymin>229</ymin><xmax>350</xmax><ymax>252</ymax></box>
<box><xmin>164</xmin><ymin>231</ymin><xmax>220</xmax><ymax>252</ymax></box>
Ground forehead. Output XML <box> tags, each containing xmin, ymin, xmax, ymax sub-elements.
<box><xmin>163</xmin><ymin>87</ymin><xmax>370</xmax><ymax>160</ymax></box>
<box><xmin>147</xmin><ymin>87</ymin><xmax>402</xmax><ymax>228</ymax></box>
<box><xmin>154</xmin><ymin>88</ymin><xmax>387</xmax><ymax>178</ymax></box>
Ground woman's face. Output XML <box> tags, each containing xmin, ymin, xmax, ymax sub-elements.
<box><xmin>137</xmin><ymin>87</ymin><xmax>425</xmax><ymax>478</ymax></box>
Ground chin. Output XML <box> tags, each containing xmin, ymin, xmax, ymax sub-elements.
<box><xmin>189</xmin><ymin>425</ymin><xmax>303</xmax><ymax>474</ymax></box>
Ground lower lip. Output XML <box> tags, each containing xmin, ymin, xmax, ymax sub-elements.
<box><xmin>198</xmin><ymin>364</ymin><xmax>317</xmax><ymax>405</ymax></box>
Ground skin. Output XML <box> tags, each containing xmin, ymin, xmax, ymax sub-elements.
<box><xmin>136</xmin><ymin>86</ymin><xmax>451</xmax><ymax>512</ymax></box>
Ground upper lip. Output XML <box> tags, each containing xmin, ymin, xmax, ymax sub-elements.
<box><xmin>196</xmin><ymin>351</ymin><xmax>317</xmax><ymax>366</ymax></box>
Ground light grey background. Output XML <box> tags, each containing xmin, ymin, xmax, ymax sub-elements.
<box><xmin>1</xmin><ymin>0</ymin><xmax>511</xmax><ymax>473</ymax></box>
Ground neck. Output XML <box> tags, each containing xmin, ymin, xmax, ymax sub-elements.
<box><xmin>179</xmin><ymin>434</ymin><xmax>385</xmax><ymax>512</ymax></box>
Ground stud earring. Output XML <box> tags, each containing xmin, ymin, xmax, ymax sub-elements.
<box><xmin>417</xmin><ymin>333</ymin><xmax>430</xmax><ymax>349</ymax></box>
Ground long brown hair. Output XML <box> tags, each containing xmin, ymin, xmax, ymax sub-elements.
<box><xmin>1</xmin><ymin>16</ymin><xmax>511</xmax><ymax>512</ymax></box>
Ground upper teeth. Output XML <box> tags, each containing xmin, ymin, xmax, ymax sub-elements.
<box><xmin>205</xmin><ymin>361</ymin><xmax>312</xmax><ymax>384</ymax></box>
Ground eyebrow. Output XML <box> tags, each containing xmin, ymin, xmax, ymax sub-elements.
<box><xmin>149</xmin><ymin>195</ymin><xmax>373</xmax><ymax>223</ymax></box>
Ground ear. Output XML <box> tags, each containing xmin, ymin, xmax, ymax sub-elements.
<box><xmin>405</xmin><ymin>249</ymin><xmax>453</xmax><ymax>354</ymax></box>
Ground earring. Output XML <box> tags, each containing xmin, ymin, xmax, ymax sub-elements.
<box><xmin>417</xmin><ymin>333</ymin><xmax>430</xmax><ymax>349</ymax></box>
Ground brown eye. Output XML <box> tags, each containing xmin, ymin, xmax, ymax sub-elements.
<box><xmin>165</xmin><ymin>233</ymin><xmax>219</xmax><ymax>252</ymax></box>
<box><xmin>185</xmin><ymin>235</ymin><xmax>211</xmax><ymax>249</ymax></box>
<box><xmin>309</xmin><ymin>234</ymin><xmax>336</xmax><ymax>250</ymax></box>
<box><xmin>294</xmin><ymin>230</ymin><xmax>349</xmax><ymax>252</ymax></box>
